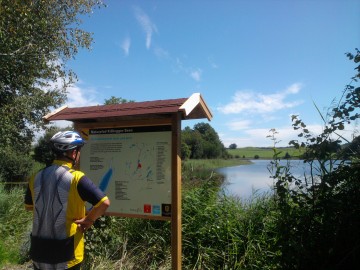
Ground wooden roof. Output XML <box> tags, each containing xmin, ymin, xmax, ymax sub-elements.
<box><xmin>44</xmin><ymin>93</ymin><xmax>212</xmax><ymax>123</ymax></box>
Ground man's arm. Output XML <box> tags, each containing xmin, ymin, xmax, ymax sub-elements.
<box><xmin>75</xmin><ymin>175</ymin><xmax>111</xmax><ymax>231</ymax></box>
<box><xmin>74</xmin><ymin>198</ymin><xmax>110</xmax><ymax>232</ymax></box>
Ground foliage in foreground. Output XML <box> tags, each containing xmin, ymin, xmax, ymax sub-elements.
<box><xmin>0</xmin><ymin>0</ymin><xmax>105</xmax><ymax>182</ymax></box>
<box><xmin>81</xmin><ymin>166</ymin><xmax>280</xmax><ymax>270</ymax></box>
<box><xmin>2</xmin><ymin>154</ymin><xmax>359</xmax><ymax>269</ymax></box>
<box><xmin>0</xmin><ymin>161</ymin><xmax>282</xmax><ymax>269</ymax></box>
<box><xmin>0</xmin><ymin>185</ymin><xmax>31</xmax><ymax>268</ymax></box>
<box><xmin>266</xmin><ymin>48</ymin><xmax>360</xmax><ymax>269</ymax></box>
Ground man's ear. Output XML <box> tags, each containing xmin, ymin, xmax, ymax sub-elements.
<box><xmin>64</xmin><ymin>149</ymin><xmax>75</xmax><ymax>159</ymax></box>
<box><xmin>71</xmin><ymin>149</ymin><xmax>78</xmax><ymax>159</ymax></box>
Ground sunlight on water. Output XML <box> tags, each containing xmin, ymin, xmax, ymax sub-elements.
<box><xmin>216</xmin><ymin>159</ymin><xmax>317</xmax><ymax>198</ymax></box>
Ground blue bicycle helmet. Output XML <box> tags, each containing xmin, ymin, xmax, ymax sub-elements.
<box><xmin>50</xmin><ymin>131</ymin><xmax>85</xmax><ymax>153</ymax></box>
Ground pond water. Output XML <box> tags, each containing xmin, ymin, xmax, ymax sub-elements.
<box><xmin>216</xmin><ymin>159</ymin><xmax>312</xmax><ymax>198</ymax></box>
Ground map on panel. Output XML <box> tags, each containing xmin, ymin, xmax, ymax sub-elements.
<box><xmin>80</xmin><ymin>126</ymin><xmax>172</xmax><ymax>218</ymax></box>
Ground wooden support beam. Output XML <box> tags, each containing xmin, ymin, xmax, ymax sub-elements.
<box><xmin>171</xmin><ymin>112</ymin><xmax>182</xmax><ymax>270</ymax></box>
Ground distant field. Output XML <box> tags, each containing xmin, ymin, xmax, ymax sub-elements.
<box><xmin>227</xmin><ymin>147</ymin><xmax>304</xmax><ymax>159</ymax></box>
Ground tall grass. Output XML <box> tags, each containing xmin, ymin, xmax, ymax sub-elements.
<box><xmin>82</xmin><ymin>161</ymin><xmax>281</xmax><ymax>269</ymax></box>
<box><xmin>1</xmin><ymin>159</ymin><xmax>281</xmax><ymax>269</ymax></box>
<box><xmin>182</xmin><ymin>179</ymin><xmax>279</xmax><ymax>269</ymax></box>
<box><xmin>0</xmin><ymin>184</ymin><xmax>32</xmax><ymax>268</ymax></box>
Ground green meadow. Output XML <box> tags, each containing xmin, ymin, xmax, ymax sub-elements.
<box><xmin>228</xmin><ymin>147</ymin><xmax>304</xmax><ymax>159</ymax></box>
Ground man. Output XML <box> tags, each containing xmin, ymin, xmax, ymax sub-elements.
<box><xmin>25</xmin><ymin>131</ymin><xmax>110</xmax><ymax>270</ymax></box>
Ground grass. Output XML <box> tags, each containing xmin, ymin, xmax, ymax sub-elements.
<box><xmin>1</xmin><ymin>156</ymin><xmax>280</xmax><ymax>269</ymax></box>
<box><xmin>1</xmin><ymin>143</ymin><xmax>356</xmax><ymax>269</ymax></box>
<box><xmin>228</xmin><ymin>147</ymin><xmax>304</xmax><ymax>159</ymax></box>
<box><xmin>0</xmin><ymin>184</ymin><xmax>32</xmax><ymax>268</ymax></box>
<box><xmin>183</xmin><ymin>158</ymin><xmax>252</xmax><ymax>170</ymax></box>
<box><xmin>80</xmin><ymin>165</ymin><xmax>280</xmax><ymax>269</ymax></box>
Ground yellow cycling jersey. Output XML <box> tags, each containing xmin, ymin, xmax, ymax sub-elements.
<box><xmin>25</xmin><ymin>160</ymin><xmax>108</xmax><ymax>269</ymax></box>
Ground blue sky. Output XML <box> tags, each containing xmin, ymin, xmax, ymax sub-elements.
<box><xmin>62</xmin><ymin>0</ymin><xmax>360</xmax><ymax>147</ymax></box>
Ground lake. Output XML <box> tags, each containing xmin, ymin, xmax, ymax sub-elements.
<box><xmin>216</xmin><ymin>159</ymin><xmax>313</xmax><ymax>198</ymax></box>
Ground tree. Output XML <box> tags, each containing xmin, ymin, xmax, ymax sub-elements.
<box><xmin>283</xmin><ymin>152</ymin><xmax>291</xmax><ymax>159</ymax></box>
<box><xmin>32</xmin><ymin>126</ymin><xmax>73</xmax><ymax>167</ymax></box>
<box><xmin>229</xmin><ymin>143</ymin><xmax>237</xmax><ymax>149</ymax></box>
<box><xmin>193</xmin><ymin>123</ymin><xmax>227</xmax><ymax>158</ymax></box>
<box><xmin>0</xmin><ymin>0</ymin><xmax>104</xmax><ymax>181</ymax></box>
<box><xmin>182</xmin><ymin>127</ymin><xmax>204</xmax><ymax>159</ymax></box>
<box><xmin>181</xmin><ymin>123</ymin><xmax>228</xmax><ymax>159</ymax></box>
<box><xmin>181</xmin><ymin>141</ymin><xmax>191</xmax><ymax>160</ymax></box>
<box><xmin>104</xmin><ymin>96</ymin><xmax>135</xmax><ymax>105</ymax></box>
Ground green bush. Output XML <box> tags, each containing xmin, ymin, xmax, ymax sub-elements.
<box><xmin>0</xmin><ymin>148</ymin><xmax>34</xmax><ymax>183</ymax></box>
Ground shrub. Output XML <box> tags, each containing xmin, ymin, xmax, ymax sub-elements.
<box><xmin>0</xmin><ymin>148</ymin><xmax>34</xmax><ymax>183</ymax></box>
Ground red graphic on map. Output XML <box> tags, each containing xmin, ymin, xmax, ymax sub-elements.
<box><xmin>144</xmin><ymin>204</ymin><xmax>151</xmax><ymax>213</ymax></box>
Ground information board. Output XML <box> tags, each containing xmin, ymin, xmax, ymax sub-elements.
<box><xmin>80</xmin><ymin>125</ymin><xmax>172</xmax><ymax>218</ymax></box>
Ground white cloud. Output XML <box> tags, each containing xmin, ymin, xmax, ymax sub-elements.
<box><xmin>47</xmin><ymin>82</ymin><xmax>100</xmax><ymax>129</ymax></box>
<box><xmin>134</xmin><ymin>6</ymin><xmax>158</xmax><ymax>49</ymax></box>
<box><xmin>153</xmin><ymin>45</ymin><xmax>169</xmax><ymax>59</ymax></box>
<box><xmin>43</xmin><ymin>77</ymin><xmax>100</xmax><ymax>109</ymax></box>
<box><xmin>190</xmin><ymin>68</ymin><xmax>202</xmax><ymax>82</ymax></box>
<box><xmin>49</xmin><ymin>119</ymin><xmax>74</xmax><ymax>129</ymax></box>
<box><xmin>285</xmin><ymin>83</ymin><xmax>302</xmax><ymax>94</ymax></box>
<box><xmin>221</xmin><ymin>126</ymin><xmax>304</xmax><ymax>148</ymax></box>
<box><xmin>66</xmin><ymin>83</ymin><xmax>99</xmax><ymax>108</ymax></box>
<box><xmin>219</xmin><ymin>121</ymin><xmax>355</xmax><ymax>148</ymax></box>
<box><xmin>151</xmin><ymin>46</ymin><xmax>204</xmax><ymax>82</ymax></box>
<box><xmin>121</xmin><ymin>37</ymin><xmax>131</xmax><ymax>56</ymax></box>
<box><xmin>218</xmin><ymin>83</ymin><xmax>303</xmax><ymax>114</ymax></box>
<box><xmin>227</xmin><ymin>120</ymin><xmax>252</xmax><ymax>130</ymax></box>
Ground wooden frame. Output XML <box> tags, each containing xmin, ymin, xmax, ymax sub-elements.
<box><xmin>44</xmin><ymin>93</ymin><xmax>212</xmax><ymax>270</ymax></box>
<box><xmin>75</xmin><ymin>116</ymin><xmax>182</xmax><ymax>269</ymax></box>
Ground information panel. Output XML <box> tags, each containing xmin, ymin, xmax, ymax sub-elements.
<box><xmin>80</xmin><ymin>125</ymin><xmax>172</xmax><ymax>218</ymax></box>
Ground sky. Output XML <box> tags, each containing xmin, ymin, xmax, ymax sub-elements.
<box><xmin>60</xmin><ymin>0</ymin><xmax>360</xmax><ymax>147</ymax></box>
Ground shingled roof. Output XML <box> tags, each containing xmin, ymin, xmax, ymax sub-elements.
<box><xmin>44</xmin><ymin>93</ymin><xmax>212</xmax><ymax>123</ymax></box>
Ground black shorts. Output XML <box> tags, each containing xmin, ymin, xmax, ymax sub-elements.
<box><xmin>33</xmin><ymin>263</ymin><xmax>82</xmax><ymax>270</ymax></box>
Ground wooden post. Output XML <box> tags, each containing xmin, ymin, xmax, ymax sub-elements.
<box><xmin>171</xmin><ymin>112</ymin><xmax>182</xmax><ymax>270</ymax></box>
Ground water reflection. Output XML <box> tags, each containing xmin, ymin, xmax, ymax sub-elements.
<box><xmin>216</xmin><ymin>159</ymin><xmax>310</xmax><ymax>198</ymax></box>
